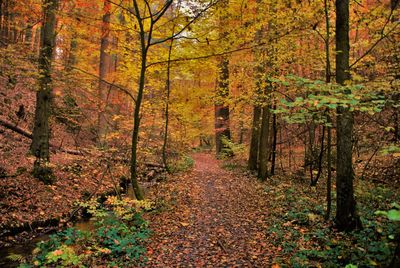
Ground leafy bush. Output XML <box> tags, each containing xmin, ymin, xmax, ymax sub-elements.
<box><xmin>168</xmin><ymin>154</ymin><xmax>194</xmax><ymax>173</ymax></box>
<box><xmin>220</xmin><ymin>136</ymin><xmax>245</xmax><ymax>158</ymax></box>
<box><xmin>265</xmin><ymin>177</ymin><xmax>399</xmax><ymax>267</ymax></box>
<box><xmin>21</xmin><ymin>197</ymin><xmax>151</xmax><ymax>267</ymax></box>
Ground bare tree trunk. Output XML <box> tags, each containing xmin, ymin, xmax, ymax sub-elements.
<box><xmin>325</xmin><ymin>116</ymin><xmax>332</xmax><ymax>220</ymax></box>
<box><xmin>0</xmin><ymin>0</ymin><xmax>3</xmax><ymax>44</ymax></box>
<box><xmin>258</xmin><ymin>94</ymin><xmax>271</xmax><ymax>180</ymax></box>
<box><xmin>324</xmin><ymin>0</ymin><xmax>332</xmax><ymax>220</ymax></box>
<box><xmin>311</xmin><ymin>125</ymin><xmax>325</xmax><ymax>186</ymax></box>
<box><xmin>24</xmin><ymin>23</ymin><xmax>33</xmax><ymax>47</ymax></box>
<box><xmin>162</xmin><ymin>30</ymin><xmax>174</xmax><ymax>171</ymax></box>
<box><xmin>30</xmin><ymin>0</ymin><xmax>58</xmax><ymax>183</ymax></box>
<box><xmin>248</xmin><ymin>105</ymin><xmax>261</xmax><ymax>170</ymax></box>
<box><xmin>33</xmin><ymin>26</ymin><xmax>41</xmax><ymax>54</ymax></box>
<box><xmin>65</xmin><ymin>32</ymin><xmax>77</xmax><ymax>71</ymax></box>
<box><xmin>98</xmin><ymin>0</ymin><xmax>112</xmax><ymax>145</ymax></box>
<box><xmin>215</xmin><ymin>55</ymin><xmax>231</xmax><ymax>155</ymax></box>
<box><xmin>335</xmin><ymin>0</ymin><xmax>361</xmax><ymax>231</ymax></box>
<box><xmin>2</xmin><ymin>0</ymin><xmax>8</xmax><ymax>44</ymax></box>
<box><xmin>271</xmin><ymin>106</ymin><xmax>277</xmax><ymax>175</ymax></box>
<box><xmin>215</xmin><ymin>0</ymin><xmax>231</xmax><ymax>156</ymax></box>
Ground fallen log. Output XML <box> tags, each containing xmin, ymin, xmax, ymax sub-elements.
<box><xmin>0</xmin><ymin>118</ymin><xmax>85</xmax><ymax>156</ymax></box>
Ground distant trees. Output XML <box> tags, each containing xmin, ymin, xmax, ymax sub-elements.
<box><xmin>30</xmin><ymin>0</ymin><xmax>58</xmax><ymax>183</ymax></box>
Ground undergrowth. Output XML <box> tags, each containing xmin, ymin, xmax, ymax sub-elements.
<box><xmin>265</xmin><ymin>177</ymin><xmax>399</xmax><ymax>267</ymax></box>
<box><xmin>16</xmin><ymin>197</ymin><xmax>152</xmax><ymax>267</ymax></box>
<box><xmin>168</xmin><ymin>154</ymin><xmax>194</xmax><ymax>173</ymax></box>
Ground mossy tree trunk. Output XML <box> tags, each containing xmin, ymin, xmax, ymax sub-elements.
<box><xmin>30</xmin><ymin>0</ymin><xmax>58</xmax><ymax>184</ymax></box>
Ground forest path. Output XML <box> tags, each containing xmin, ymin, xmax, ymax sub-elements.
<box><xmin>146</xmin><ymin>153</ymin><xmax>275</xmax><ymax>267</ymax></box>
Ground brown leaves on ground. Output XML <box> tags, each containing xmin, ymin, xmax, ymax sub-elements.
<box><xmin>146</xmin><ymin>153</ymin><xmax>277</xmax><ymax>267</ymax></box>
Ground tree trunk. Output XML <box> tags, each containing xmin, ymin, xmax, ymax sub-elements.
<box><xmin>335</xmin><ymin>0</ymin><xmax>361</xmax><ymax>231</ymax></box>
<box><xmin>270</xmin><ymin>107</ymin><xmax>277</xmax><ymax>175</ymax></box>
<box><xmin>311</xmin><ymin>125</ymin><xmax>325</xmax><ymax>186</ymax></box>
<box><xmin>258</xmin><ymin>97</ymin><xmax>271</xmax><ymax>180</ymax></box>
<box><xmin>162</xmin><ymin>31</ymin><xmax>174</xmax><ymax>171</ymax></box>
<box><xmin>2</xmin><ymin>0</ymin><xmax>8</xmax><ymax>44</ymax></box>
<box><xmin>30</xmin><ymin>0</ymin><xmax>58</xmax><ymax>183</ymax></box>
<box><xmin>65</xmin><ymin>33</ymin><xmax>77</xmax><ymax>71</ymax></box>
<box><xmin>98</xmin><ymin>0</ymin><xmax>112</xmax><ymax>145</ymax></box>
<box><xmin>248</xmin><ymin>105</ymin><xmax>261</xmax><ymax>171</ymax></box>
<box><xmin>389</xmin><ymin>235</ymin><xmax>400</xmax><ymax>268</ymax></box>
<box><xmin>0</xmin><ymin>0</ymin><xmax>3</xmax><ymax>44</ymax></box>
<box><xmin>24</xmin><ymin>23</ymin><xmax>33</xmax><ymax>47</ymax></box>
<box><xmin>325</xmin><ymin>117</ymin><xmax>332</xmax><ymax>220</ymax></box>
<box><xmin>33</xmin><ymin>26</ymin><xmax>41</xmax><ymax>54</ymax></box>
<box><xmin>323</xmin><ymin>0</ymin><xmax>332</xmax><ymax>220</ymax></box>
<box><xmin>215</xmin><ymin>56</ymin><xmax>231</xmax><ymax>155</ymax></box>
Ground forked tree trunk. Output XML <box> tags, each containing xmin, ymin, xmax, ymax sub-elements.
<box><xmin>30</xmin><ymin>0</ymin><xmax>58</xmax><ymax>183</ymax></box>
<box><xmin>335</xmin><ymin>0</ymin><xmax>361</xmax><ymax>231</ymax></box>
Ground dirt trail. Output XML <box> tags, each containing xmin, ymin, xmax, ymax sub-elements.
<box><xmin>146</xmin><ymin>153</ymin><xmax>275</xmax><ymax>267</ymax></box>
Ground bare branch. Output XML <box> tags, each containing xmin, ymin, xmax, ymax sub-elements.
<box><xmin>149</xmin><ymin>0</ymin><xmax>221</xmax><ymax>46</ymax></box>
<box><xmin>72</xmin><ymin>67</ymin><xmax>136</xmax><ymax>103</ymax></box>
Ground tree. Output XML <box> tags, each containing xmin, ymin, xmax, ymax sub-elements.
<box><xmin>98</xmin><ymin>0</ymin><xmax>112</xmax><ymax>145</ymax></box>
<box><xmin>125</xmin><ymin>0</ymin><xmax>217</xmax><ymax>200</ymax></box>
<box><xmin>215</xmin><ymin>55</ymin><xmax>231</xmax><ymax>155</ymax></box>
<box><xmin>335</xmin><ymin>0</ymin><xmax>361</xmax><ymax>231</ymax></box>
<box><xmin>214</xmin><ymin>0</ymin><xmax>231</xmax><ymax>156</ymax></box>
<box><xmin>30</xmin><ymin>0</ymin><xmax>58</xmax><ymax>183</ymax></box>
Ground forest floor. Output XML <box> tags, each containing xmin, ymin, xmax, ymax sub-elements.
<box><xmin>145</xmin><ymin>153</ymin><xmax>277</xmax><ymax>267</ymax></box>
<box><xmin>143</xmin><ymin>153</ymin><xmax>399</xmax><ymax>267</ymax></box>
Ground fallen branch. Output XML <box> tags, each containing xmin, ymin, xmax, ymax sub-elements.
<box><xmin>0</xmin><ymin>118</ymin><xmax>85</xmax><ymax>156</ymax></box>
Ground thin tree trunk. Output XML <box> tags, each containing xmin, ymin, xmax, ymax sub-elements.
<box><xmin>325</xmin><ymin>116</ymin><xmax>332</xmax><ymax>220</ymax></box>
<box><xmin>162</xmin><ymin>30</ymin><xmax>174</xmax><ymax>171</ymax></box>
<box><xmin>215</xmin><ymin>55</ymin><xmax>231</xmax><ymax>155</ymax></box>
<box><xmin>34</xmin><ymin>26</ymin><xmax>41</xmax><ymax>54</ymax></box>
<box><xmin>25</xmin><ymin>23</ymin><xmax>33</xmax><ymax>47</ymax></box>
<box><xmin>311</xmin><ymin>125</ymin><xmax>325</xmax><ymax>186</ymax></box>
<box><xmin>65</xmin><ymin>32</ymin><xmax>77</xmax><ymax>71</ymax></box>
<box><xmin>98</xmin><ymin>0</ymin><xmax>112</xmax><ymax>145</ymax></box>
<box><xmin>130</xmin><ymin>46</ymin><xmax>146</xmax><ymax>200</ymax></box>
<box><xmin>0</xmin><ymin>0</ymin><xmax>3</xmax><ymax>43</ymax></box>
<box><xmin>258</xmin><ymin>95</ymin><xmax>271</xmax><ymax>180</ymax></box>
<box><xmin>324</xmin><ymin>0</ymin><xmax>332</xmax><ymax>220</ymax></box>
<box><xmin>215</xmin><ymin>0</ymin><xmax>231</xmax><ymax>156</ymax></box>
<box><xmin>248</xmin><ymin>105</ymin><xmax>261</xmax><ymax>170</ymax></box>
<box><xmin>335</xmin><ymin>0</ymin><xmax>361</xmax><ymax>231</ymax></box>
<box><xmin>2</xmin><ymin>0</ymin><xmax>8</xmax><ymax>44</ymax></box>
<box><xmin>270</xmin><ymin>106</ymin><xmax>277</xmax><ymax>175</ymax></box>
<box><xmin>30</xmin><ymin>0</ymin><xmax>58</xmax><ymax>182</ymax></box>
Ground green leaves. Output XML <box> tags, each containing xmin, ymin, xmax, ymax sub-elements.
<box><xmin>375</xmin><ymin>209</ymin><xmax>400</xmax><ymax>221</ymax></box>
<box><xmin>271</xmin><ymin>74</ymin><xmax>386</xmax><ymax>125</ymax></box>
<box><xmin>25</xmin><ymin>198</ymin><xmax>150</xmax><ymax>267</ymax></box>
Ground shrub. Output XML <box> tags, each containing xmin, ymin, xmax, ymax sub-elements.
<box><xmin>21</xmin><ymin>197</ymin><xmax>151</xmax><ymax>267</ymax></box>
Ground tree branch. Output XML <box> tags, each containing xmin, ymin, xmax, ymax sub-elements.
<box><xmin>72</xmin><ymin>67</ymin><xmax>136</xmax><ymax>103</ymax></box>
